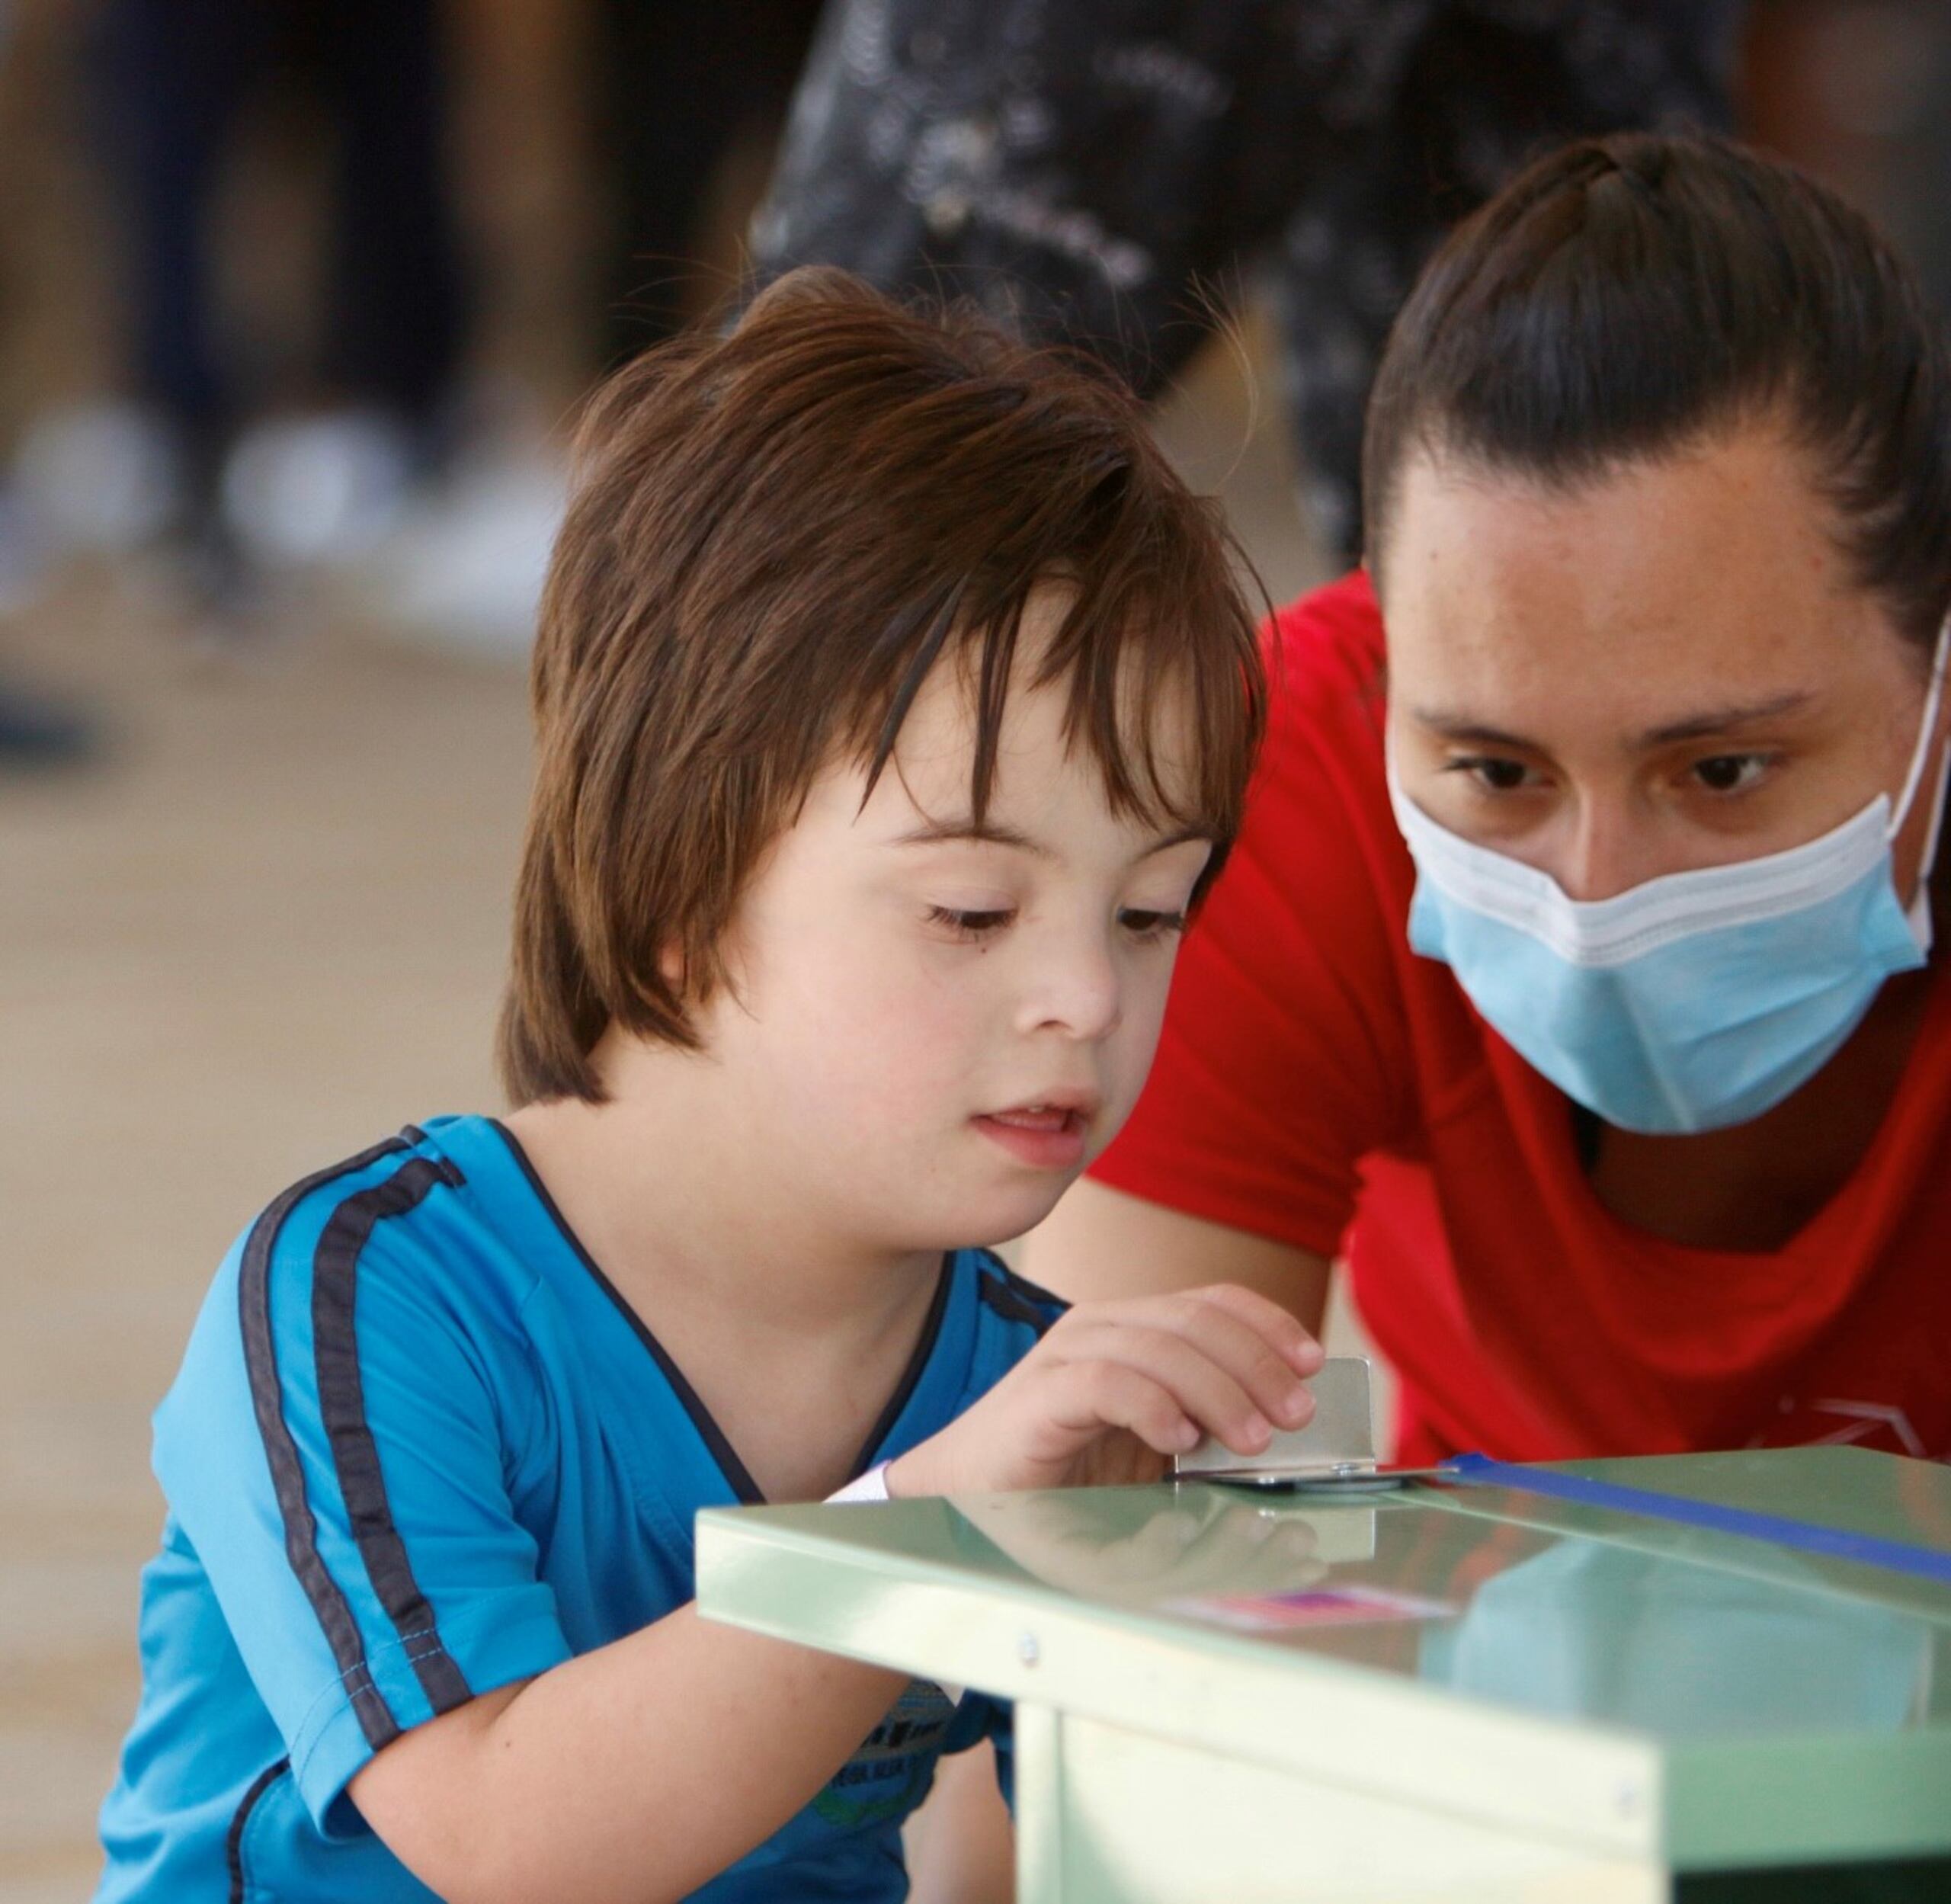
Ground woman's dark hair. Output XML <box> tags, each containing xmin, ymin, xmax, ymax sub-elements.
<box><xmin>1363</xmin><ymin>132</ymin><xmax>1951</xmax><ymax>649</ymax></box>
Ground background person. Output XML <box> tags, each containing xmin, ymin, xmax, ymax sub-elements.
<box><xmin>749</xmin><ymin>0</ymin><xmax>1739</xmax><ymax>556</ymax></box>
<box><xmin>1030</xmin><ymin>132</ymin><xmax>1951</xmax><ymax>1472</ymax></box>
<box><xmin>88</xmin><ymin>0</ymin><xmax>469</xmax><ymax>612</ymax></box>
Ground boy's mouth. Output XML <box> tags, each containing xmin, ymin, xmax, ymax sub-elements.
<box><xmin>971</xmin><ymin>1098</ymin><xmax>1095</xmax><ymax>1171</ymax></box>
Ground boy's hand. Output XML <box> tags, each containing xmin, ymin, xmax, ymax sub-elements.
<box><xmin>886</xmin><ymin>1284</ymin><xmax>1325</xmax><ymax>1498</ymax></box>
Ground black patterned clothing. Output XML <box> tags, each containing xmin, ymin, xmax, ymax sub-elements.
<box><xmin>751</xmin><ymin>0</ymin><xmax>1740</xmax><ymax>553</ymax></box>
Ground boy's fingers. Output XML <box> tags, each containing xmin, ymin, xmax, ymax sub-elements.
<box><xmin>1051</xmin><ymin>1322</ymin><xmax>1274</xmax><ymax>1456</ymax></box>
<box><xmin>1153</xmin><ymin>1297</ymin><xmax>1317</xmax><ymax>1431</ymax></box>
<box><xmin>1078</xmin><ymin>1284</ymin><xmax>1321</xmax><ymax>1380</ymax></box>
<box><xmin>1178</xmin><ymin>1284</ymin><xmax>1325</xmax><ymax>1375</ymax></box>
<box><xmin>1078</xmin><ymin>1293</ymin><xmax>1317</xmax><ymax>1431</ymax></box>
<box><xmin>1048</xmin><ymin>1361</ymin><xmax>1200</xmax><ymax>1457</ymax></box>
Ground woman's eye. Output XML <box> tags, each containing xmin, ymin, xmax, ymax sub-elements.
<box><xmin>927</xmin><ymin>905</ymin><xmax>1015</xmax><ymax>939</ymax></box>
<box><xmin>1118</xmin><ymin>907</ymin><xmax>1188</xmax><ymax>941</ymax></box>
<box><xmin>1445</xmin><ymin>755</ymin><xmax>1537</xmax><ymax>793</ymax></box>
<box><xmin>1691</xmin><ymin>753</ymin><xmax>1771</xmax><ymax>794</ymax></box>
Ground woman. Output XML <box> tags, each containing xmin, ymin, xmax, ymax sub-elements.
<box><xmin>1029</xmin><ymin>130</ymin><xmax>1951</xmax><ymax>1468</ymax></box>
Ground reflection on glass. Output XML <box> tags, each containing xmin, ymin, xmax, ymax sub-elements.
<box><xmin>1419</xmin><ymin>1541</ymin><xmax>1933</xmax><ymax>1736</ymax></box>
<box><xmin>943</xmin><ymin>1483</ymin><xmax>1941</xmax><ymax>1740</ymax></box>
<box><xmin>951</xmin><ymin>1489</ymin><xmax>1370</xmax><ymax>1606</ymax></box>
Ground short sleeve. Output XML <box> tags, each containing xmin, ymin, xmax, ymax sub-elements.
<box><xmin>154</xmin><ymin>1149</ymin><xmax>572</xmax><ymax>1832</ymax></box>
<box><xmin>934</xmin><ymin>1694</ymin><xmax>1015</xmax><ymax>1816</ymax></box>
<box><xmin>1090</xmin><ymin>576</ymin><xmax>1418</xmax><ymax>1256</ymax></box>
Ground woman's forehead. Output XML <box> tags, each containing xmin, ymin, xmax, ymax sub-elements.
<box><xmin>1379</xmin><ymin>432</ymin><xmax>1913</xmax><ymax>713</ymax></box>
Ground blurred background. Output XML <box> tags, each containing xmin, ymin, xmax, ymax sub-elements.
<box><xmin>5</xmin><ymin>1</ymin><xmax>1951</xmax><ymax>1894</ymax></box>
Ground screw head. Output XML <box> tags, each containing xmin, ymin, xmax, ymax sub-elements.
<box><xmin>1017</xmin><ymin>1631</ymin><xmax>1041</xmax><ymax>1667</ymax></box>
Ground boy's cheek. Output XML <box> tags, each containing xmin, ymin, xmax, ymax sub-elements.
<box><xmin>1100</xmin><ymin>982</ymin><xmax>1178</xmax><ymax>1117</ymax></box>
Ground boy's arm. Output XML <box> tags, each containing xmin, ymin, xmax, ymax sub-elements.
<box><xmin>904</xmin><ymin>1743</ymin><xmax>1015</xmax><ymax>1904</ymax></box>
<box><xmin>350</xmin><ymin>1281</ymin><xmax>1318</xmax><ymax>1904</ymax></box>
<box><xmin>351</xmin><ymin>1605</ymin><xmax>905</xmax><ymax>1904</ymax></box>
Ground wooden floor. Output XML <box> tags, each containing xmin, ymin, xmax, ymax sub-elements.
<box><xmin>0</xmin><ymin>335</ymin><xmax>1346</xmax><ymax>1901</ymax></box>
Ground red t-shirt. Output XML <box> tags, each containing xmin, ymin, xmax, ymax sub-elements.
<box><xmin>1092</xmin><ymin>570</ymin><xmax>1951</xmax><ymax>1467</ymax></box>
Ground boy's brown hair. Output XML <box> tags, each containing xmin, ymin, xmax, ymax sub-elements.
<box><xmin>500</xmin><ymin>267</ymin><xmax>1266</xmax><ymax>1104</ymax></box>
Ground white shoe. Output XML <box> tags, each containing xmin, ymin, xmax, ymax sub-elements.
<box><xmin>219</xmin><ymin>408</ymin><xmax>419</xmax><ymax>569</ymax></box>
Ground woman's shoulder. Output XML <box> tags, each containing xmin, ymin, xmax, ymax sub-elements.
<box><xmin>1257</xmin><ymin>568</ymin><xmax>1389</xmax><ymax>781</ymax></box>
<box><xmin>1266</xmin><ymin>569</ymin><xmax>1387</xmax><ymax>690</ymax></box>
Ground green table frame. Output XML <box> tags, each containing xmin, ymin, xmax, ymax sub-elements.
<box><xmin>698</xmin><ymin>1448</ymin><xmax>1951</xmax><ymax>1902</ymax></box>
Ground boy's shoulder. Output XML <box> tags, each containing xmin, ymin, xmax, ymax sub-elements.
<box><xmin>165</xmin><ymin>1117</ymin><xmax>555</xmax><ymax>1500</ymax></box>
<box><xmin>219</xmin><ymin>1117</ymin><xmax>534</xmax><ymax>1339</ymax></box>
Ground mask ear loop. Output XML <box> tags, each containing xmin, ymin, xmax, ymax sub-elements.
<box><xmin>1891</xmin><ymin>615</ymin><xmax>1951</xmax><ymax>837</ymax></box>
<box><xmin>1895</xmin><ymin>614</ymin><xmax>1951</xmax><ymax>948</ymax></box>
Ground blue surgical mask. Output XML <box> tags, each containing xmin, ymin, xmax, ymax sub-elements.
<box><xmin>1388</xmin><ymin>625</ymin><xmax>1951</xmax><ymax>1135</ymax></box>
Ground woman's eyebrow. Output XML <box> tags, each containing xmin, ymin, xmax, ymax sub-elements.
<box><xmin>1408</xmin><ymin>691</ymin><xmax>1818</xmax><ymax>753</ymax></box>
<box><xmin>1634</xmin><ymin>691</ymin><xmax>1816</xmax><ymax>747</ymax></box>
<box><xmin>1408</xmin><ymin>707</ymin><xmax>1539</xmax><ymax>750</ymax></box>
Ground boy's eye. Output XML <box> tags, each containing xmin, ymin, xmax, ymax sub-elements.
<box><xmin>927</xmin><ymin>905</ymin><xmax>1015</xmax><ymax>939</ymax></box>
<box><xmin>1444</xmin><ymin>755</ymin><xmax>1539</xmax><ymax>793</ymax></box>
<box><xmin>1690</xmin><ymin>752</ymin><xmax>1773</xmax><ymax>794</ymax></box>
<box><xmin>1119</xmin><ymin>907</ymin><xmax>1188</xmax><ymax>941</ymax></box>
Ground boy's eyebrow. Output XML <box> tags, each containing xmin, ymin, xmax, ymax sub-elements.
<box><xmin>892</xmin><ymin>819</ymin><xmax>1056</xmax><ymax>858</ymax></box>
<box><xmin>892</xmin><ymin>818</ymin><xmax>1214</xmax><ymax>857</ymax></box>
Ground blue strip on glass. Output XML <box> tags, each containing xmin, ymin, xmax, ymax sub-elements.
<box><xmin>1437</xmin><ymin>1453</ymin><xmax>1951</xmax><ymax>1587</ymax></box>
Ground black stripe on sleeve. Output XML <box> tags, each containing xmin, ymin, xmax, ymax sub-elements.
<box><xmin>312</xmin><ymin>1154</ymin><xmax>474</xmax><ymax>1720</ymax></box>
<box><xmin>238</xmin><ymin>1136</ymin><xmax>413</xmax><ymax>1752</ymax></box>
<box><xmin>974</xmin><ymin>1252</ymin><xmax>1067</xmax><ymax>1336</ymax></box>
<box><xmin>225</xmin><ymin>1757</ymin><xmax>290</xmax><ymax>1904</ymax></box>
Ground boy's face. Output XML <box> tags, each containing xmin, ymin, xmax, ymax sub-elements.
<box><xmin>691</xmin><ymin>595</ymin><xmax>1214</xmax><ymax>1252</ymax></box>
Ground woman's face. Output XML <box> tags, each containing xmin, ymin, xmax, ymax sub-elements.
<box><xmin>1379</xmin><ymin>424</ymin><xmax>1947</xmax><ymax>902</ymax></box>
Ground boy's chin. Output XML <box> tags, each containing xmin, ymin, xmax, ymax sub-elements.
<box><xmin>924</xmin><ymin>1176</ymin><xmax>1079</xmax><ymax>1255</ymax></box>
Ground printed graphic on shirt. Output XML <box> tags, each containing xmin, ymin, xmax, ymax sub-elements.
<box><xmin>812</xmin><ymin>1679</ymin><xmax>960</xmax><ymax>1830</ymax></box>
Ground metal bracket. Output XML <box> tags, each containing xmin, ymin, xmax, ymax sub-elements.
<box><xmin>1171</xmin><ymin>1357</ymin><xmax>1438</xmax><ymax>1492</ymax></box>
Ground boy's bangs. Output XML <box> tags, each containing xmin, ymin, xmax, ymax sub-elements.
<box><xmin>857</xmin><ymin>559</ymin><xmax>1265</xmax><ymax>874</ymax></box>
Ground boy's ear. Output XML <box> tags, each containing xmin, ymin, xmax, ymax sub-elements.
<box><xmin>656</xmin><ymin>944</ymin><xmax>685</xmax><ymax>989</ymax></box>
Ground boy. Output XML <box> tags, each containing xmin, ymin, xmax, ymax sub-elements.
<box><xmin>95</xmin><ymin>268</ymin><xmax>1321</xmax><ymax>1902</ymax></box>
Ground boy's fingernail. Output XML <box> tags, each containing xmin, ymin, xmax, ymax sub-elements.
<box><xmin>1241</xmin><ymin>1413</ymin><xmax>1271</xmax><ymax>1449</ymax></box>
<box><xmin>1279</xmin><ymin>1386</ymin><xmax>1311</xmax><ymax>1424</ymax></box>
<box><xmin>1176</xmin><ymin>1420</ymin><xmax>1201</xmax><ymax>1450</ymax></box>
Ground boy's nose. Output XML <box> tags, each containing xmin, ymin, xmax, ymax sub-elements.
<box><xmin>1021</xmin><ymin>942</ymin><xmax>1123</xmax><ymax>1041</ymax></box>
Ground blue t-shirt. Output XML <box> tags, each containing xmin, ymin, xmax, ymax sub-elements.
<box><xmin>95</xmin><ymin>1115</ymin><xmax>1063</xmax><ymax>1902</ymax></box>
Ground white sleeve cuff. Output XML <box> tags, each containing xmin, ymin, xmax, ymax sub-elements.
<box><xmin>825</xmin><ymin>1460</ymin><xmax>892</xmax><ymax>1505</ymax></box>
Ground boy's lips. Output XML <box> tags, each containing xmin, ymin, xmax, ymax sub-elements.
<box><xmin>971</xmin><ymin>1095</ymin><xmax>1097</xmax><ymax>1171</ymax></box>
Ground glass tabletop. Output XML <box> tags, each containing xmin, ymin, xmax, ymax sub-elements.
<box><xmin>722</xmin><ymin>1447</ymin><xmax>1951</xmax><ymax>1747</ymax></box>
<box><xmin>698</xmin><ymin>1447</ymin><xmax>1951</xmax><ymax>1865</ymax></box>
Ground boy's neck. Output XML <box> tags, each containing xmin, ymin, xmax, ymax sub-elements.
<box><xmin>502</xmin><ymin>1089</ymin><xmax>932</xmax><ymax>1328</ymax></box>
<box><xmin>500</xmin><ymin>1052</ymin><xmax>950</xmax><ymax>1500</ymax></box>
